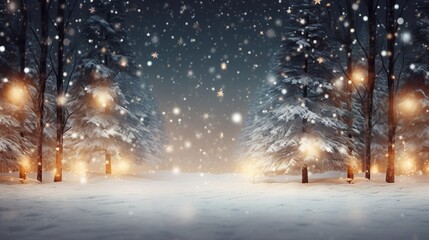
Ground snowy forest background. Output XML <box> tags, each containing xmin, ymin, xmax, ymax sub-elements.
<box><xmin>0</xmin><ymin>0</ymin><xmax>428</xmax><ymax>183</ymax></box>
<box><xmin>0</xmin><ymin>0</ymin><xmax>166</xmax><ymax>182</ymax></box>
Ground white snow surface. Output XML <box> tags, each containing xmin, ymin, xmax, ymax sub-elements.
<box><xmin>1</xmin><ymin>171</ymin><xmax>428</xmax><ymax>240</ymax></box>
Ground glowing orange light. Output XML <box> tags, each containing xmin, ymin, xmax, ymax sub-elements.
<box><xmin>400</xmin><ymin>156</ymin><xmax>417</xmax><ymax>175</ymax></box>
<box><xmin>398</xmin><ymin>96</ymin><xmax>419</xmax><ymax>116</ymax></box>
<box><xmin>119</xmin><ymin>57</ymin><xmax>128</xmax><ymax>68</ymax></box>
<box><xmin>18</xmin><ymin>156</ymin><xmax>31</xmax><ymax>172</ymax></box>
<box><xmin>299</xmin><ymin>137</ymin><xmax>320</xmax><ymax>159</ymax></box>
<box><xmin>93</xmin><ymin>90</ymin><xmax>113</xmax><ymax>109</ymax></box>
<box><xmin>240</xmin><ymin>160</ymin><xmax>258</xmax><ymax>176</ymax></box>
<box><xmin>57</xmin><ymin>94</ymin><xmax>67</xmax><ymax>106</ymax></box>
<box><xmin>113</xmin><ymin>160</ymin><xmax>130</xmax><ymax>176</ymax></box>
<box><xmin>5</xmin><ymin>83</ymin><xmax>28</xmax><ymax>106</ymax></box>
<box><xmin>351</xmin><ymin>69</ymin><xmax>366</xmax><ymax>85</ymax></box>
<box><xmin>371</xmin><ymin>164</ymin><xmax>379</xmax><ymax>174</ymax></box>
<box><xmin>172</xmin><ymin>166</ymin><xmax>181</xmax><ymax>174</ymax></box>
<box><xmin>71</xmin><ymin>161</ymin><xmax>88</xmax><ymax>177</ymax></box>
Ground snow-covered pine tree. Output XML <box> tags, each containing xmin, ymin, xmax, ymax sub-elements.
<box><xmin>397</xmin><ymin>0</ymin><xmax>429</xmax><ymax>173</ymax></box>
<box><xmin>0</xmin><ymin>86</ymin><xmax>24</xmax><ymax>172</ymax></box>
<box><xmin>239</xmin><ymin>76</ymin><xmax>282</xmax><ymax>174</ymax></box>
<box><xmin>116</xmin><ymin>72</ymin><xmax>166</xmax><ymax>167</ymax></box>
<box><xmin>67</xmin><ymin>60</ymin><xmax>130</xmax><ymax>174</ymax></box>
<box><xmin>66</xmin><ymin>0</ymin><xmax>165</xmax><ymax>173</ymax></box>
<box><xmin>0</xmin><ymin>4</ymin><xmax>34</xmax><ymax>177</ymax></box>
<box><xmin>241</xmin><ymin>0</ymin><xmax>347</xmax><ymax>182</ymax></box>
<box><xmin>0</xmin><ymin>4</ymin><xmax>19</xmax><ymax>171</ymax></box>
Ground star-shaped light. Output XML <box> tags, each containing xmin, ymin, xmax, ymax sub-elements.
<box><xmin>203</xmin><ymin>113</ymin><xmax>210</xmax><ymax>120</ymax></box>
<box><xmin>314</xmin><ymin>0</ymin><xmax>322</xmax><ymax>4</ymax></box>
<box><xmin>89</xmin><ymin>7</ymin><xmax>96</xmax><ymax>13</ymax></box>
<box><xmin>287</xmin><ymin>7</ymin><xmax>292</xmax><ymax>14</ymax></box>
<box><xmin>151</xmin><ymin>52</ymin><xmax>159</xmax><ymax>59</ymax></box>
<box><xmin>217</xmin><ymin>89</ymin><xmax>224</xmax><ymax>98</ymax></box>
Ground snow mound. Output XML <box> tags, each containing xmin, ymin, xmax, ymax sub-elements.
<box><xmin>347</xmin><ymin>177</ymin><xmax>371</xmax><ymax>184</ymax></box>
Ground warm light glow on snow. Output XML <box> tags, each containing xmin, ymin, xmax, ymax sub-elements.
<box><xmin>79</xmin><ymin>176</ymin><xmax>88</xmax><ymax>184</ymax></box>
<box><xmin>113</xmin><ymin>161</ymin><xmax>131</xmax><ymax>176</ymax></box>
<box><xmin>71</xmin><ymin>161</ymin><xmax>88</xmax><ymax>181</ymax></box>
<box><xmin>371</xmin><ymin>164</ymin><xmax>379</xmax><ymax>174</ymax></box>
<box><xmin>18</xmin><ymin>156</ymin><xmax>31</xmax><ymax>173</ymax></box>
<box><xmin>400</xmin><ymin>157</ymin><xmax>417</xmax><ymax>175</ymax></box>
<box><xmin>172</xmin><ymin>167</ymin><xmax>181</xmax><ymax>174</ymax></box>
<box><xmin>241</xmin><ymin>161</ymin><xmax>258</xmax><ymax>177</ymax></box>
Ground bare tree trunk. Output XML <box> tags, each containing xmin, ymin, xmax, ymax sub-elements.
<box><xmin>105</xmin><ymin>151</ymin><xmax>112</xmax><ymax>174</ymax></box>
<box><xmin>345</xmin><ymin>42</ymin><xmax>354</xmax><ymax>179</ymax></box>
<box><xmin>35</xmin><ymin>0</ymin><xmax>49</xmax><ymax>183</ymax></box>
<box><xmin>386</xmin><ymin>0</ymin><xmax>397</xmax><ymax>183</ymax></box>
<box><xmin>18</xmin><ymin>0</ymin><xmax>28</xmax><ymax>180</ymax></box>
<box><xmin>345</xmin><ymin>0</ymin><xmax>355</xmax><ymax>179</ymax></box>
<box><xmin>54</xmin><ymin>0</ymin><xmax>66</xmax><ymax>183</ymax></box>
<box><xmin>18</xmin><ymin>0</ymin><xmax>27</xmax><ymax>74</ymax></box>
<box><xmin>18</xmin><ymin>110</ymin><xmax>26</xmax><ymax>179</ymax></box>
<box><xmin>363</xmin><ymin>0</ymin><xmax>377</xmax><ymax>180</ymax></box>
<box><xmin>301</xmin><ymin>17</ymin><xmax>309</xmax><ymax>184</ymax></box>
<box><xmin>302</xmin><ymin>164</ymin><xmax>309</xmax><ymax>183</ymax></box>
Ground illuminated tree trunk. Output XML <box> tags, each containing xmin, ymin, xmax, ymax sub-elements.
<box><xmin>19</xmin><ymin>166</ymin><xmax>26</xmax><ymax>179</ymax></box>
<box><xmin>17</xmin><ymin>0</ymin><xmax>28</xmax><ymax>180</ymax></box>
<box><xmin>18</xmin><ymin>111</ymin><xmax>26</xmax><ymax>180</ymax></box>
<box><xmin>54</xmin><ymin>0</ymin><xmax>66</xmax><ymax>183</ymax></box>
<box><xmin>35</xmin><ymin>0</ymin><xmax>49</xmax><ymax>183</ymax></box>
<box><xmin>386</xmin><ymin>0</ymin><xmax>397</xmax><ymax>183</ymax></box>
<box><xmin>363</xmin><ymin>0</ymin><xmax>377</xmax><ymax>180</ymax></box>
<box><xmin>345</xmin><ymin>0</ymin><xmax>355</xmax><ymax>179</ymax></box>
<box><xmin>302</xmin><ymin>164</ymin><xmax>308</xmax><ymax>184</ymax></box>
<box><xmin>301</xmin><ymin>17</ymin><xmax>309</xmax><ymax>184</ymax></box>
<box><xmin>345</xmin><ymin>41</ymin><xmax>354</xmax><ymax>180</ymax></box>
<box><xmin>105</xmin><ymin>151</ymin><xmax>112</xmax><ymax>174</ymax></box>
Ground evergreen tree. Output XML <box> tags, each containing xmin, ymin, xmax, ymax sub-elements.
<box><xmin>397</xmin><ymin>0</ymin><xmax>429</xmax><ymax>173</ymax></box>
<box><xmin>0</xmin><ymin>88</ymin><xmax>24</xmax><ymax>172</ymax></box>
<box><xmin>241</xmin><ymin>0</ymin><xmax>347</xmax><ymax>182</ymax></box>
<box><xmin>67</xmin><ymin>60</ymin><xmax>130</xmax><ymax>174</ymax></box>
<box><xmin>116</xmin><ymin>72</ymin><xmax>166</xmax><ymax>167</ymax></box>
<box><xmin>67</xmin><ymin>0</ymin><xmax>165</xmax><ymax>173</ymax></box>
<box><xmin>239</xmin><ymin>76</ymin><xmax>282</xmax><ymax>173</ymax></box>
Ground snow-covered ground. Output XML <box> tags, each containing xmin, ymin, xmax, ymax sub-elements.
<box><xmin>1</xmin><ymin>171</ymin><xmax>428</xmax><ymax>240</ymax></box>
